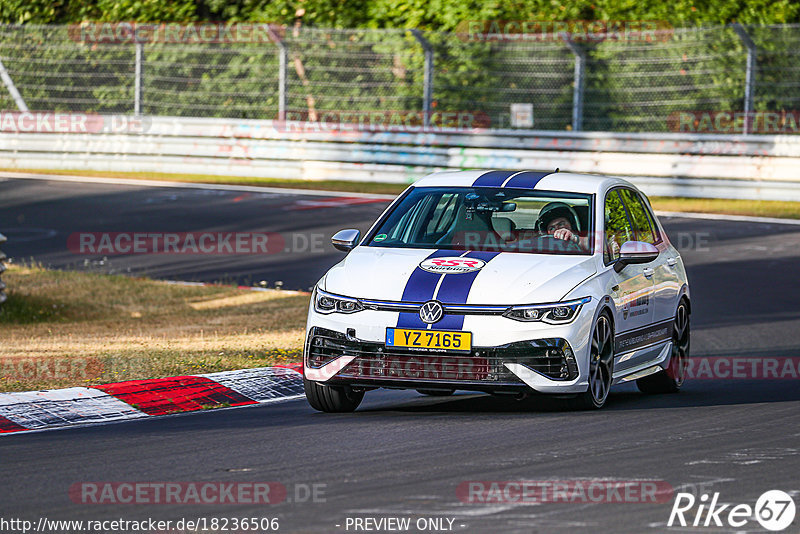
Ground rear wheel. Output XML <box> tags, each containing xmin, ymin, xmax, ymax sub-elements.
<box><xmin>416</xmin><ymin>388</ymin><xmax>455</xmax><ymax>396</ymax></box>
<box><xmin>570</xmin><ymin>312</ymin><xmax>614</xmax><ymax>410</ymax></box>
<box><xmin>637</xmin><ymin>301</ymin><xmax>690</xmax><ymax>394</ymax></box>
<box><xmin>304</xmin><ymin>377</ymin><xmax>364</xmax><ymax>413</ymax></box>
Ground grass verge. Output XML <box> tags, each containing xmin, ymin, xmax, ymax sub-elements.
<box><xmin>4</xmin><ymin>168</ymin><xmax>800</xmax><ymax>219</ymax></box>
<box><xmin>0</xmin><ymin>264</ymin><xmax>309</xmax><ymax>392</ymax></box>
<box><xmin>647</xmin><ymin>197</ymin><xmax>800</xmax><ymax>219</ymax></box>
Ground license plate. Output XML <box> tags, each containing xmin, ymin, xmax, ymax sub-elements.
<box><xmin>386</xmin><ymin>328</ymin><xmax>472</xmax><ymax>352</ymax></box>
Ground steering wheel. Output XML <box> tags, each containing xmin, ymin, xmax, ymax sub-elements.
<box><xmin>536</xmin><ymin>234</ymin><xmax>583</xmax><ymax>252</ymax></box>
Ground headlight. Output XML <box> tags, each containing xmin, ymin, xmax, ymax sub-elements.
<box><xmin>503</xmin><ymin>297</ymin><xmax>591</xmax><ymax>324</ymax></box>
<box><xmin>314</xmin><ymin>288</ymin><xmax>364</xmax><ymax>315</ymax></box>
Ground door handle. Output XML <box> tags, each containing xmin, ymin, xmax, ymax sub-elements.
<box><xmin>667</xmin><ymin>258</ymin><xmax>678</xmax><ymax>267</ymax></box>
<box><xmin>643</xmin><ymin>268</ymin><xmax>655</xmax><ymax>278</ymax></box>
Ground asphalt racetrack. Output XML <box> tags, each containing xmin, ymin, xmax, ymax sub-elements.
<box><xmin>1</xmin><ymin>175</ymin><xmax>799</xmax><ymax>533</ymax></box>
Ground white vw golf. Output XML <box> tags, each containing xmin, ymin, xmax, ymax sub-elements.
<box><xmin>303</xmin><ymin>170</ymin><xmax>691</xmax><ymax>411</ymax></box>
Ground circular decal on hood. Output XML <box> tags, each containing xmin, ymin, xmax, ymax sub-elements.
<box><xmin>419</xmin><ymin>256</ymin><xmax>486</xmax><ymax>274</ymax></box>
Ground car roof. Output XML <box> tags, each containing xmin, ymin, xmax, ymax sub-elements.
<box><xmin>413</xmin><ymin>170</ymin><xmax>637</xmax><ymax>196</ymax></box>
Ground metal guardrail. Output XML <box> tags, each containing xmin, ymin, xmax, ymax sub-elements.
<box><xmin>136</xmin><ymin>116</ymin><xmax>800</xmax><ymax>157</ymax></box>
<box><xmin>2</xmin><ymin>24</ymin><xmax>800</xmax><ymax>135</ymax></box>
<box><xmin>1</xmin><ymin>115</ymin><xmax>800</xmax><ymax>200</ymax></box>
<box><xmin>0</xmin><ymin>232</ymin><xmax>7</xmax><ymax>306</ymax></box>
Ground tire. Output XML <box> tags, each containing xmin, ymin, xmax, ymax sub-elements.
<box><xmin>416</xmin><ymin>388</ymin><xmax>455</xmax><ymax>396</ymax></box>
<box><xmin>637</xmin><ymin>301</ymin><xmax>690</xmax><ymax>394</ymax></box>
<box><xmin>569</xmin><ymin>312</ymin><xmax>615</xmax><ymax>410</ymax></box>
<box><xmin>303</xmin><ymin>377</ymin><xmax>364</xmax><ymax>413</ymax></box>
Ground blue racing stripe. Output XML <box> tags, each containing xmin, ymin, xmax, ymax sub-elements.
<box><xmin>433</xmin><ymin>251</ymin><xmax>500</xmax><ymax>330</ymax></box>
<box><xmin>472</xmin><ymin>170</ymin><xmax>517</xmax><ymax>187</ymax></box>
<box><xmin>396</xmin><ymin>250</ymin><xmax>451</xmax><ymax>328</ymax></box>
<box><xmin>503</xmin><ymin>171</ymin><xmax>551</xmax><ymax>189</ymax></box>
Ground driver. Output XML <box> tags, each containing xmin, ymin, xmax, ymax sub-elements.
<box><xmin>536</xmin><ymin>202</ymin><xmax>587</xmax><ymax>250</ymax></box>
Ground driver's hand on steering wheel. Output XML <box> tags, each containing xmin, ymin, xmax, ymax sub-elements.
<box><xmin>553</xmin><ymin>228</ymin><xmax>579</xmax><ymax>243</ymax></box>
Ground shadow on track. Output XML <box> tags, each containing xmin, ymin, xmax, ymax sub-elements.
<box><xmin>355</xmin><ymin>378</ymin><xmax>800</xmax><ymax>415</ymax></box>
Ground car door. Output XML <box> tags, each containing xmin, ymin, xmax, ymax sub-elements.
<box><xmin>619</xmin><ymin>188</ymin><xmax>679</xmax><ymax>325</ymax></box>
<box><xmin>603</xmin><ymin>189</ymin><xmax>656</xmax><ymax>372</ymax></box>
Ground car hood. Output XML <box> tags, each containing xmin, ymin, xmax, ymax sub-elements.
<box><xmin>322</xmin><ymin>247</ymin><xmax>597</xmax><ymax>305</ymax></box>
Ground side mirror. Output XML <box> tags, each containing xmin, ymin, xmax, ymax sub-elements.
<box><xmin>614</xmin><ymin>241</ymin><xmax>659</xmax><ymax>272</ymax></box>
<box><xmin>331</xmin><ymin>229</ymin><xmax>361</xmax><ymax>252</ymax></box>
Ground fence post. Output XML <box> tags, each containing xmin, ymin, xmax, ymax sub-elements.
<box><xmin>0</xmin><ymin>58</ymin><xmax>28</xmax><ymax>112</ymax></box>
<box><xmin>268</xmin><ymin>26</ymin><xmax>288</xmax><ymax>121</ymax></box>
<box><xmin>732</xmin><ymin>24</ymin><xmax>756</xmax><ymax>135</ymax></box>
<box><xmin>134</xmin><ymin>42</ymin><xmax>143</xmax><ymax>115</ymax></box>
<box><xmin>410</xmin><ymin>29</ymin><xmax>434</xmax><ymax>128</ymax></box>
<box><xmin>562</xmin><ymin>33</ymin><xmax>585</xmax><ymax>132</ymax></box>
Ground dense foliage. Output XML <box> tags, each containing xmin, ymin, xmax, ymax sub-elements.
<box><xmin>2</xmin><ymin>0</ymin><xmax>798</xmax><ymax>26</ymax></box>
<box><xmin>1</xmin><ymin>1</ymin><xmax>799</xmax><ymax>133</ymax></box>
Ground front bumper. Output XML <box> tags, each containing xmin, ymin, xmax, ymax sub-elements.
<box><xmin>304</xmin><ymin>326</ymin><xmax>588</xmax><ymax>394</ymax></box>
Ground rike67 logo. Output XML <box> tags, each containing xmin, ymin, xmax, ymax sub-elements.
<box><xmin>668</xmin><ymin>490</ymin><xmax>796</xmax><ymax>531</ymax></box>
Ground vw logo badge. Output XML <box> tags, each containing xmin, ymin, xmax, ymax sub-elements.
<box><xmin>419</xmin><ymin>300</ymin><xmax>444</xmax><ymax>324</ymax></box>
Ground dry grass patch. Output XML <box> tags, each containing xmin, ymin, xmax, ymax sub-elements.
<box><xmin>0</xmin><ymin>264</ymin><xmax>309</xmax><ymax>391</ymax></box>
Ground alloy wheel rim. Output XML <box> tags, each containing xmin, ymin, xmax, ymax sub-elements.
<box><xmin>669</xmin><ymin>304</ymin><xmax>690</xmax><ymax>385</ymax></box>
<box><xmin>589</xmin><ymin>316</ymin><xmax>613</xmax><ymax>404</ymax></box>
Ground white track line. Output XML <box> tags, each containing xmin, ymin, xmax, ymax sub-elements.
<box><xmin>3</xmin><ymin>171</ymin><xmax>799</xmax><ymax>225</ymax></box>
<box><xmin>0</xmin><ymin>171</ymin><xmax>397</xmax><ymax>200</ymax></box>
<box><xmin>161</xmin><ymin>279</ymin><xmax>307</xmax><ymax>295</ymax></box>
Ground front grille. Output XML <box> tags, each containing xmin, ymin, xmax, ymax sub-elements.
<box><xmin>305</xmin><ymin>327</ymin><xmax>578</xmax><ymax>384</ymax></box>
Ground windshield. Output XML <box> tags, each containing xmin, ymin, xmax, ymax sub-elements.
<box><xmin>365</xmin><ymin>187</ymin><xmax>593</xmax><ymax>255</ymax></box>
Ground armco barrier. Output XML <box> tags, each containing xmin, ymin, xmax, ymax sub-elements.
<box><xmin>1</xmin><ymin>115</ymin><xmax>800</xmax><ymax>200</ymax></box>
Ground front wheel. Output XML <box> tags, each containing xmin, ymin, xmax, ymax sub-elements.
<box><xmin>304</xmin><ymin>377</ymin><xmax>364</xmax><ymax>413</ymax></box>
<box><xmin>637</xmin><ymin>301</ymin><xmax>690</xmax><ymax>394</ymax></box>
<box><xmin>569</xmin><ymin>312</ymin><xmax>614</xmax><ymax>410</ymax></box>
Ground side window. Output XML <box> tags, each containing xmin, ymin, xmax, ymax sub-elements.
<box><xmin>619</xmin><ymin>189</ymin><xmax>656</xmax><ymax>244</ymax></box>
<box><xmin>604</xmin><ymin>190</ymin><xmax>633</xmax><ymax>262</ymax></box>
